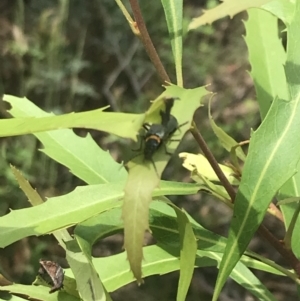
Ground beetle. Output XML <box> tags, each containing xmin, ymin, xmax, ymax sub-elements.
<box><xmin>142</xmin><ymin>96</ymin><xmax>187</xmax><ymax>166</ymax></box>
<box><xmin>143</xmin><ymin>110</ymin><xmax>179</xmax><ymax>160</ymax></box>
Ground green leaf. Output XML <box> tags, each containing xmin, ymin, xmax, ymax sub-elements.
<box><xmin>3</xmin><ymin>94</ymin><xmax>144</xmax><ymax>140</ymax></box>
<box><xmin>77</xmin><ymin>200</ymin><xmax>226</xmax><ymax>253</ymax></box>
<box><xmin>173</xmin><ymin>207</ymin><xmax>197</xmax><ymax>301</ymax></box>
<box><xmin>0</xmin><ymin>284</ymin><xmax>80</xmax><ymax>301</ymax></box>
<box><xmin>47</xmin><ymin>223</ymin><xmax>111</xmax><ymax>301</ymax></box>
<box><xmin>213</xmin><ymin>2</ymin><xmax>300</xmax><ymax>299</ymax></box>
<box><xmin>75</xmin><ymin>197</ymin><xmax>223</xmax><ymax>253</ymax></box>
<box><xmin>261</xmin><ymin>0</ymin><xmax>295</xmax><ymax>24</ymax></box>
<box><xmin>150</xmin><ymin>201</ymin><xmax>228</xmax><ymax>252</ymax></box>
<box><xmin>122</xmin><ymin>176</ymin><xmax>202</xmax><ymax>284</ymax></box>
<box><xmin>75</xmin><ymin>205</ymin><xmax>281</xmax><ymax>299</ymax></box>
<box><xmin>40</xmin><ymin>131</ymin><xmax>127</xmax><ymax>184</ymax></box>
<box><xmin>156</xmin><ymin>180</ymin><xmax>204</xmax><ymax>195</ymax></box>
<box><xmin>5</xmin><ymin>94</ymin><xmax>127</xmax><ymax>184</ymax></box>
<box><xmin>93</xmin><ymin>246</ymin><xmax>278</xmax><ymax>298</ymax></box>
<box><xmin>244</xmin><ymin>8</ymin><xmax>288</xmax><ymax>119</ymax></box>
<box><xmin>93</xmin><ymin>244</ymin><xmax>217</xmax><ymax>292</ymax></box>
<box><xmin>188</xmin><ymin>0</ymin><xmax>273</xmax><ymax>30</ymax></box>
<box><xmin>78</xmin><ymin>199</ymin><xmax>286</xmax><ymax>275</ymax></box>
<box><xmin>122</xmin><ymin>85</ymin><xmax>209</xmax><ymax>282</ymax></box>
<box><xmin>199</xmin><ymin>251</ymin><xmax>278</xmax><ymax>301</ymax></box>
<box><xmin>0</xmin><ymin>183</ymin><xmax>124</xmax><ymax>248</ymax></box>
<box><xmin>276</xmin><ymin>0</ymin><xmax>300</xmax><ymax>260</ymax></box>
<box><xmin>278</xmin><ymin>171</ymin><xmax>300</xmax><ymax>257</ymax></box>
<box><xmin>65</xmin><ymin>239</ymin><xmax>108</xmax><ymax>301</ymax></box>
<box><xmin>208</xmin><ymin>97</ymin><xmax>246</xmax><ymax>160</ymax></box>
<box><xmin>277</xmin><ymin>197</ymin><xmax>300</xmax><ymax>206</ymax></box>
<box><xmin>161</xmin><ymin>0</ymin><xmax>183</xmax><ymax>86</ymax></box>
<box><xmin>10</xmin><ymin>165</ymin><xmax>44</xmax><ymax>206</ymax></box>
<box><xmin>0</xmin><ymin>180</ymin><xmax>200</xmax><ymax>248</ymax></box>
<box><xmin>122</xmin><ymin>163</ymin><xmax>159</xmax><ymax>283</ymax></box>
<box><xmin>241</xmin><ymin>251</ymin><xmax>288</xmax><ymax>277</ymax></box>
<box><xmin>53</xmin><ymin>225</ymin><xmax>112</xmax><ymax>301</ymax></box>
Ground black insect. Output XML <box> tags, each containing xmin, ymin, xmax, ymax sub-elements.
<box><xmin>38</xmin><ymin>259</ymin><xmax>64</xmax><ymax>294</ymax></box>
<box><xmin>142</xmin><ymin>96</ymin><xmax>186</xmax><ymax>162</ymax></box>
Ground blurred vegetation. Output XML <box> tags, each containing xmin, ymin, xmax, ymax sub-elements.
<box><xmin>1</xmin><ymin>0</ymin><xmax>285</xmax><ymax>300</ymax></box>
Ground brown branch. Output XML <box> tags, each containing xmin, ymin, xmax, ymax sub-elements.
<box><xmin>190</xmin><ymin>122</ymin><xmax>300</xmax><ymax>277</ymax></box>
<box><xmin>129</xmin><ymin>0</ymin><xmax>170</xmax><ymax>84</ymax></box>
<box><xmin>190</xmin><ymin>123</ymin><xmax>236</xmax><ymax>202</ymax></box>
<box><xmin>259</xmin><ymin>226</ymin><xmax>300</xmax><ymax>276</ymax></box>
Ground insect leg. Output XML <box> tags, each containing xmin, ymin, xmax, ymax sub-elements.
<box><xmin>176</xmin><ymin>121</ymin><xmax>189</xmax><ymax>133</ymax></box>
<box><xmin>163</xmin><ymin>143</ymin><xmax>173</xmax><ymax>156</ymax></box>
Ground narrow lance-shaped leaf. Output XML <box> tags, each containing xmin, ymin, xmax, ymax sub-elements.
<box><xmin>65</xmin><ymin>239</ymin><xmax>109</xmax><ymax>301</ymax></box>
<box><xmin>10</xmin><ymin>165</ymin><xmax>44</xmax><ymax>206</ymax></box>
<box><xmin>3</xmin><ymin>95</ymin><xmax>144</xmax><ymax>140</ymax></box>
<box><xmin>6</xmin><ymin>95</ymin><xmax>127</xmax><ymax>184</ymax></box>
<box><xmin>174</xmin><ymin>206</ymin><xmax>197</xmax><ymax>301</ymax></box>
<box><xmin>92</xmin><ymin>245</ymin><xmax>217</xmax><ymax>292</ymax></box>
<box><xmin>92</xmin><ymin>246</ymin><xmax>280</xmax><ymax>298</ymax></box>
<box><xmin>245</xmin><ymin>8</ymin><xmax>288</xmax><ymax>119</ymax></box>
<box><xmin>161</xmin><ymin>0</ymin><xmax>183</xmax><ymax>86</ymax></box>
<box><xmin>0</xmin><ymin>183</ymin><xmax>124</xmax><ymax>248</ymax></box>
<box><xmin>213</xmin><ymin>3</ymin><xmax>300</xmax><ymax>300</ymax></box>
<box><xmin>200</xmin><ymin>251</ymin><xmax>278</xmax><ymax>301</ymax></box>
<box><xmin>276</xmin><ymin>0</ymin><xmax>300</xmax><ymax>259</ymax></box>
<box><xmin>0</xmin><ymin>284</ymin><xmax>80</xmax><ymax>301</ymax></box>
<box><xmin>0</xmin><ymin>180</ymin><xmax>200</xmax><ymax>248</ymax></box>
<box><xmin>122</xmin><ymin>163</ymin><xmax>159</xmax><ymax>284</ymax></box>
<box><xmin>278</xmin><ymin>200</ymin><xmax>300</xmax><ymax>256</ymax></box>
<box><xmin>279</xmin><ymin>152</ymin><xmax>300</xmax><ymax>259</ymax></box>
<box><xmin>188</xmin><ymin>0</ymin><xmax>273</xmax><ymax>30</ymax></box>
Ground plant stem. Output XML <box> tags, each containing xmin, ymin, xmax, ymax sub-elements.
<box><xmin>114</xmin><ymin>0</ymin><xmax>139</xmax><ymax>35</ymax></box>
<box><xmin>190</xmin><ymin>122</ymin><xmax>236</xmax><ymax>203</ymax></box>
<box><xmin>258</xmin><ymin>225</ymin><xmax>300</xmax><ymax>277</ymax></box>
<box><xmin>129</xmin><ymin>0</ymin><xmax>170</xmax><ymax>83</ymax></box>
<box><xmin>190</xmin><ymin>122</ymin><xmax>300</xmax><ymax>277</ymax></box>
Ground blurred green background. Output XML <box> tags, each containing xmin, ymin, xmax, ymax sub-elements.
<box><xmin>0</xmin><ymin>0</ymin><xmax>293</xmax><ymax>300</ymax></box>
